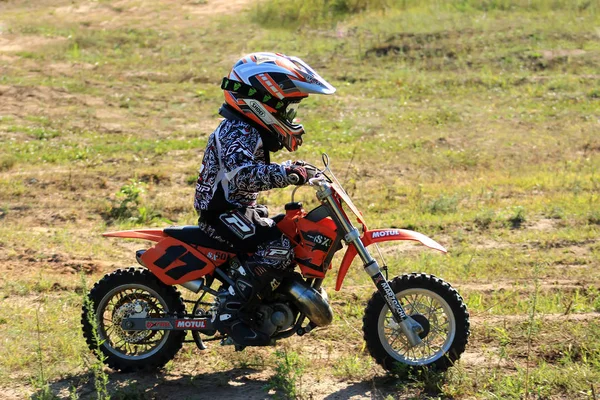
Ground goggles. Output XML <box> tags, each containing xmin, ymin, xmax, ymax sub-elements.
<box><xmin>282</xmin><ymin>101</ymin><xmax>301</xmax><ymax>123</ymax></box>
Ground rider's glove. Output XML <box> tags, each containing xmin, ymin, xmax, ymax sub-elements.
<box><xmin>294</xmin><ymin>161</ymin><xmax>320</xmax><ymax>180</ymax></box>
<box><xmin>285</xmin><ymin>165</ymin><xmax>308</xmax><ymax>186</ymax></box>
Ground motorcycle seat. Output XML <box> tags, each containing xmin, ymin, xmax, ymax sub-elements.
<box><xmin>163</xmin><ymin>226</ymin><xmax>234</xmax><ymax>252</ymax></box>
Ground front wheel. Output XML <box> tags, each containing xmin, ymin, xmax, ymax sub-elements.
<box><xmin>363</xmin><ymin>273</ymin><xmax>469</xmax><ymax>373</ymax></box>
<box><xmin>81</xmin><ymin>267</ymin><xmax>186</xmax><ymax>372</ymax></box>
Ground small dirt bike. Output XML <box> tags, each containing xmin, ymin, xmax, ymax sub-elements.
<box><xmin>82</xmin><ymin>154</ymin><xmax>469</xmax><ymax>373</ymax></box>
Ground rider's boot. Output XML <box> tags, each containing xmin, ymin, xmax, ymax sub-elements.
<box><xmin>216</xmin><ymin>262</ymin><xmax>282</xmax><ymax>347</ymax></box>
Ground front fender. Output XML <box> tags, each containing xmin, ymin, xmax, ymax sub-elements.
<box><xmin>335</xmin><ymin>229</ymin><xmax>447</xmax><ymax>291</ymax></box>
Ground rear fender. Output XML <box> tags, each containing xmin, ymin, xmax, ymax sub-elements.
<box><xmin>335</xmin><ymin>229</ymin><xmax>447</xmax><ymax>291</ymax></box>
<box><xmin>103</xmin><ymin>229</ymin><xmax>167</xmax><ymax>242</ymax></box>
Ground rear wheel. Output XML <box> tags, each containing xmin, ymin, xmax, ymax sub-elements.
<box><xmin>363</xmin><ymin>273</ymin><xmax>469</xmax><ymax>373</ymax></box>
<box><xmin>81</xmin><ymin>268</ymin><xmax>186</xmax><ymax>372</ymax></box>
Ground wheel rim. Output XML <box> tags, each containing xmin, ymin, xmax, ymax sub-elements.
<box><xmin>377</xmin><ymin>288</ymin><xmax>456</xmax><ymax>366</ymax></box>
<box><xmin>96</xmin><ymin>284</ymin><xmax>172</xmax><ymax>361</ymax></box>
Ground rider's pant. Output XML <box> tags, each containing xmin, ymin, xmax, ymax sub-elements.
<box><xmin>198</xmin><ymin>206</ymin><xmax>294</xmax><ymax>272</ymax></box>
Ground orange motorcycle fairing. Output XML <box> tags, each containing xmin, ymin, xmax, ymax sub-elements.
<box><xmin>277</xmin><ymin>207</ymin><xmax>339</xmax><ymax>278</ymax></box>
<box><xmin>139</xmin><ymin>237</ymin><xmax>234</xmax><ymax>286</ymax></box>
<box><xmin>293</xmin><ymin>218</ymin><xmax>338</xmax><ymax>278</ymax></box>
<box><xmin>335</xmin><ymin>229</ymin><xmax>448</xmax><ymax>291</ymax></box>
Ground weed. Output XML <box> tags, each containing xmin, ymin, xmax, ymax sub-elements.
<box><xmin>588</xmin><ymin>210</ymin><xmax>600</xmax><ymax>225</ymax></box>
<box><xmin>265</xmin><ymin>349</ymin><xmax>306</xmax><ymax>399</ymax></box>
<box><xmin>186</xmin><ymin>174</ymin><xmax>199</xmax><ymax>186</ymax></box>
<box><xmin>112</xmin><ymin>179</ymin><xmax>145</xmax><ymax>219</ymax></box>
<box><xmin>507</xmin><ymin>206</ymin><xmax>526</xmax><ymax>229</ymax></box>
<box><xmin>112</xmin><ymin>381</ymin><xmax>147</xmax><ymax>400</ymax></box>
<box><xmin>105</xmin><ymin>179</ymin><xmax>166</xmax><ymax>224</ymax></box>
<box><xmin>333</xmin><ymin>354</ymin><xmax>372</xmax><ymax>380</ymax></box>
<box><xmin>494</xmin><ymin>326</ymin><xmax>512</xmax><ymax>361</ymax></box>
<box><xmin>425</xmin><ymin>194</ymin><xmax>459</xmax><ymax>215</ymax></box>
<box><xmin>67</xmin><ymin>42</ymin><xmax>81</xmax><ymax>60</ymax></box>
<box><xmin>31</xmin><ymin>305</ymin><xmax>59</xmax><ymax>400</ymax></box>
<box><xmin>7</xmin><ymin>125</ymin><xmax>60</xmax><ymax>140</ymax></box>
<box><xmin>0</xmin><ymin>156</ymin><xmax>16</xmax><ymax>171</ymax></box>
<box><xmin>474</xmin><ymin>209</ymin><xmax>495</xmax><ymax>229</ymax></box>
<box><xmin>232</xmin><ymin>350</ymin><xmax>267</xmax><ymax>369</ymax></box>
<box><xmin>524</xmin><ymin>264</ymin><xmax>541</xmax><ymax>398</ymax></box>
<box><xmin>81</xmin><ymin>276</ymin><xmax>110</xmax><ymax>400</ymax></box>
<box><xmin>408</xmin><ymin>368</ymin><xmax>447</xmax><ymax>396</ymax></box>
<box><xmin>544</xmin><ymin>205</ymin><xmax>565</xmax><ymax>220</ymax></box>
<box><xmin>31</xmin><ymin>384</ymin><xmax>59</xmax><ymax>400</ymax></box>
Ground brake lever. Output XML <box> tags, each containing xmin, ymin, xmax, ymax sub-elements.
<box><xmin>308</xmin><ymin>174</ymin><xmax>327</xmax><ymax>186</ymax></box>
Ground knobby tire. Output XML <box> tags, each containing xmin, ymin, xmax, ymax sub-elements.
<box><xmin>81</xmin><ymin>267</ymin><xmax>186</xmax><ymax>372</ymax></box>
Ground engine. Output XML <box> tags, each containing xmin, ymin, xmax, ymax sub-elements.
<box><xmin>253</xmin><ymin>277</ymin><xmax>334</xmax><ymax>337</ymax></box>
<box><xmin>255</xmin><ymin>302</ymin><xmax>295</xmax><ymax>336</ymax></box>
<box><xmin>218</xmin><ymin>262</ymin><xmax>334</xmax><ymax>338</ymax></box>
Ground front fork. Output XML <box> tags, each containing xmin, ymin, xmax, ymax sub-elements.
<box><xmin>318</xmin><ymin>186</ymin><xmax>423</xmax><ymax>347</ymax></box>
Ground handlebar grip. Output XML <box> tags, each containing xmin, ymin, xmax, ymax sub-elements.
<box><xmin>287</xmin><ymin>173</ymin><xmax>301</xmax><ymax>185</ymax></box>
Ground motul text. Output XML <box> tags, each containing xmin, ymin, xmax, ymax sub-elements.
<box><xmin>372</xmin><ymin>230</ymin><xmax>400</xmax><ymax>239</ymax></box>
<box><xmin>175</xmin><ymin>320</ymin><xmax>207</xmax><ymax>329</ymax></box>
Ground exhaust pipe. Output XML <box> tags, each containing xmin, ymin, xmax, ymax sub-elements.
<box><xmin>280</xmin><ymin>279</ymin><xmax>333</xmax><ymax>327</ymax></box>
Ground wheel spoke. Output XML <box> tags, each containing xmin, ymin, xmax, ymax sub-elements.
<box><xmin>405</xmin><ymin>294</ymin><xmax>417</xmax><ymax>312</ymax></box>
<box><xmin>388</xmin><ymin>332</ymin><xmax>402</xmax><ymax>348</ymax></box>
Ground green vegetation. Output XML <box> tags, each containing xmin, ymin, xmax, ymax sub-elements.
<box><xmin>265</xmin><ymin>349</ymin><xmax>307</xmax><ymax>399</ymax></box>
<box><xmin>0</xmin><ymin>0</ymin><xmax>598</xmax><ymax>398</ymax></box>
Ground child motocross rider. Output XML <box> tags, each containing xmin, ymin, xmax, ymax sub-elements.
<box><xmin>194</xmin><ymin>53</ymin><xmax>336</xmax><ymax>346</ymax></box>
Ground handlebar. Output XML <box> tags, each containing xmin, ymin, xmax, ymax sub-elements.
<box><xmin>287</xmin><ymin>171</ymin><xmax>327</xmax><ymax>186</ymax></box>
<box><xmin>286</xmin><ymin>160</ymin><xmax>328</xmax><ymax>187</ymax></box>
<box><xmin>288</xmin><ymin>162</ymin><xmax>330</xmax><ymax>202</ymax></box>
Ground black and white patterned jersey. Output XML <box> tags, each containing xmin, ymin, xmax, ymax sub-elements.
<box><xmin>194</xmin><ymin>119</ymin><xmax>289</xmax><ymax>212</ymax></box>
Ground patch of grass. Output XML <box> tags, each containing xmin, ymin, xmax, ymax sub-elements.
<box><xmin>473</xmin><ymin>209</ymin><xmax>496</xmax><ymax>229</ymax></box>
<box><xmin>252</xmin><ymin>0</ymin><xmax>390</xmax><ymax>27</ymax></box>
<box><xmin>6</xmin><ymin>125</ymin><xmax>61</xmax><ymax>140</ymax></box>
<box><xmin>588</xmin><ymin>210</ymin><xmax>600</xmax><ymax>225</ymax></box>
<box><xmin>507</xmin><ymin>206</ymin><xmax>527</xmax><ymax>229</ymax></box>
<box><xmin>102</xmin><ymin>178</ymin><xmax>168</xmax><ymax>225</ymax></box>
<box><xmin>0</xmin><ymin>156</ymin><xmax>16</xmax><ymax>171</ymax></box>
<box><xmin>265</xmin><ymin>349</ymin><xmax>306</xmax><ymax>399</ymax></box>
<box><xmin>332</xmin><ymin>354</ymin><xmax>373</xmax><ymax>380</ymax></box>
<box><xmin>424</xmin><ymin>194</ymin><xmax>459</xmax><ymax>215</ymax></box>
<box><xmin>0</xmin><ymin>292</ymin><xmax>86</xmax><ymax>386</ymax></box>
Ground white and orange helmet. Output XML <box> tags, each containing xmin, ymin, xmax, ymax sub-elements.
<box><xmin>221</xmin><ymin>52</ymin><xmax>336</xmax><ymax>152</ymax></box>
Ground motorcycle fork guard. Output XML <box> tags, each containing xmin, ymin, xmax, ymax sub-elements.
<box><xmin>370</xmin><ymin>270</ymin><xmax>424</xmax><ymax>348</ymax></box>
<box><xmin>121</xmin><ymin>317</ymin><xmax>215</xmax><ymax>333</ymax></box>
